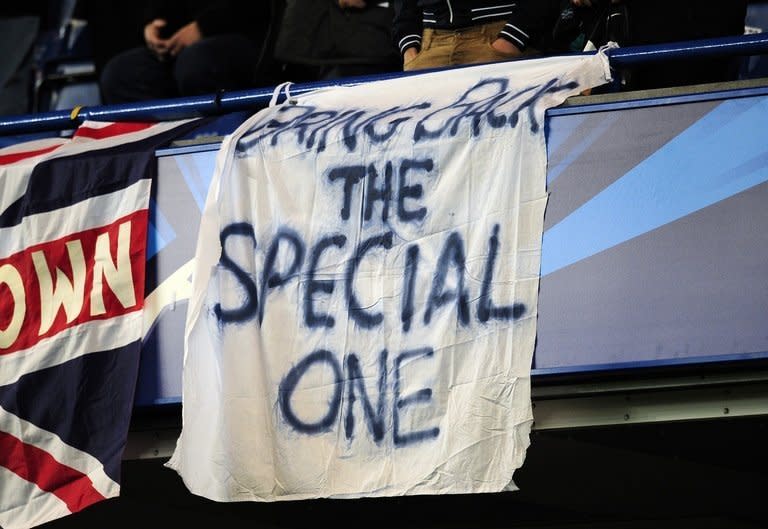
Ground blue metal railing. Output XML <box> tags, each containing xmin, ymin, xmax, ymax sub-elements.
<box><xmin>2</xmin><ymin>33</ymin><xmax>768</xmax><ymax>136</ymax></box>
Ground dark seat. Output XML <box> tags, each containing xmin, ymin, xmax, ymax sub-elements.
<box><xmin>32</xmin><ymin>0</ymin><xmax>100</xmax><ymax>112</ymax></box>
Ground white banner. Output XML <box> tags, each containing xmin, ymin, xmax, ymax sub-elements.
<box><xmin>168</xmin><ymin>51</ymin><xmax>611</xmax><ymax>501</ymax></box>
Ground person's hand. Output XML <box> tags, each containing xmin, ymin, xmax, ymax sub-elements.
<box><xmin>144</xmin><ymin>18</ymin><xmax>169</xmax><ymax>58</ymax></box>
<box><xmin>403</xmin><ymin>47</ymin><xmax>418</xmax><ymax>64</ymax></box>
<box><xmin>491</xmin><ymin>38</ymin><xmax>522</xmax><ymax>56</ymax></box>
<box><xmin>166</xmin><ymin>21</ymin><xmax>203</xmax><ymax>57</ymax></box>
<box><xmin>338</xmin><ymin>0</ymin><xmax>366</xmax><ymax>8</ymax></box>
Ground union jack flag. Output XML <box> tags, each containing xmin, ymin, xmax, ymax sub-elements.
<box><xmin>0</xmin><ymin>119</ymin><xmax>201</xmax><ymax>529</ymax></box>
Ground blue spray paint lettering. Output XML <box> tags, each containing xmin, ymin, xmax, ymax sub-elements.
<box><xmin>414</xmin><ymin>77</ymin><xmax>578</xmax><ymax>140</ymax></box>
<box><xmin>345</xmin><ymin>349</ymin><xmax>388</xmax><ymax>443</ymax></box>
<box><xmin>278</xmin><ymin>349</ymin><xmax>343</xmax><ymax>434</ymax></box>
<box><xmin>238</xmin><ymin>102</ymin><xmax>430</xmax><ymax>154</ymax></box>
<box><xmin>423</xmin><ymin>231</ymin><xmax>470</xmax><ymax>326</ymax></box>
<box><xmin>214</xmin><ymin>222</ymin><xmax>258</xmax><ymax>324</ymax></box>
<box><xmin>328</xmin><ymin>165</ymin><xmax>366</xmax><ymax>221</ymax></box>
<box><xmin>393</xmin><ymin>347</ymin><xmax>440</xmax><ymax>447</ymax></box>
<box><xmin>397</xmin><ymin>158</ymin><xmax>433</xmax><ymax>222</ymax></box>
<box><xmin>235</xmin><ymin>77</ymin><xmax>577</xmax><ymax>154</ymax></box>
<box><xmin>346</xmin><ymin>231</ymin><xmax>394</xmax><ymax>329</ymax></box>
<box><xmin>278</xmin><ymin>346</ymin><xmax>437</xmax><ymax>446</ymax></box>
<box><xmin>329</xmin><ymin>158</ymin><xmax>434</xmax><ymax>224</ymax></box>
<box><xmin>304</xmin><ymin>234</ymin><xmax>347</xmax><ymax>329</ymax></box>
<box><xmin>364</xmin><ymin>162</ymin><xmax>393</xmax><ymax>222</ymax></box>
<box><xmin>216</xmin><ymin>222</ymin><xmax>526</xmax><ymax>331</ymax></box>
<box><xmin>400</xmin><ymin>244</ymin><xmax>419</xmax><ymax>333</ymax></box>
<box><xmin>259</xmin><ymin>228</ymin><xmax>305</xmax><ymax>324</ymax></box>
<box><xmin>477</xmin><ymin>224</ymin><xmax>526</xmax><ymax>322</ymax></box>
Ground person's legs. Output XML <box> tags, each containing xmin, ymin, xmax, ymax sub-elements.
<box><xmin>403</xmin><ymin>29</ymin><xmax>454</xmax><ymax>71</ymax></box>
<box><xmin>173</xmin><ymin>35</ymin><xmax>260</xmax><ymax>96</ymax></box>
<box><xmin>454</xmin><ymin>21</ymin><xmax>537</xmax><ymax>66</ymax></box>
<box><xmin>100</xmin><ymin>47</ymin><xmax>177</xmax><ymax>104</ymax></box>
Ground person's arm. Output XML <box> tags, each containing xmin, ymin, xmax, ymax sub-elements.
<box><xmin>338</xmin><ymin>0</ymin><xmax>367</xmax><ymax>8</ymax></box>
<box><xmin>165</xmin><ymin>21</ymin><xmax>202</xmax><ymax>56</ymax></box>
<box><xmin>144</xmin><ymin>17</ymin><xmax>170</xmax><ymax>57</ymax></box>
<box><xmin>165</xmin><ymin>1</ymin><xmax>243</xmax><ymax>57</ymax></box>
<box><xmin>141</xmin><ymin>0</ymin><xmax>178</xmax><ymax>58</ymax></box>
<box><xmin>393</xmin><ymin>0</ymin><xmax>423</xmax><ymax>63</ymax></box>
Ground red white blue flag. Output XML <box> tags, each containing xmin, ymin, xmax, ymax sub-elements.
<box><xmin>0</xmin><ymin>120</ymin><xmax>200</xmax><ymax>529</ymax></box>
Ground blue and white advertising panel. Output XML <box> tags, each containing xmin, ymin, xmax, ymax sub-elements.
<box><xmin>537</xmin><ymin>93</ymin><xmax>768</xmax><ymax>372</ymax></box>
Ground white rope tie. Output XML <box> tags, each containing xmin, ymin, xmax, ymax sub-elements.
<box><xmin>269</xmin><ymin>81</ymin><xmax>295</xmax><ymax>107</ymax></box>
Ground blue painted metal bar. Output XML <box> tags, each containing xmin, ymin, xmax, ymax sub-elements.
<box><xmin>1</xmin><ymin>33</ymin><xmax>768</xmax><ymax>136</ymax></box>
<box><xmin>548</xmin><ymin>84</ymin><xmax>768</xmax><ymax>116</ymax></box>
<box><xmin>607</xmin><ymin>32</ymin><xmax>768</xmax><ymax>68</ymax></box>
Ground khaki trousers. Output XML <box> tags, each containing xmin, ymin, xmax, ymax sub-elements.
<box><xmin>404</xmin><ymin>20</ymin><xmax>535</xmax><ymax>71</ymax></box>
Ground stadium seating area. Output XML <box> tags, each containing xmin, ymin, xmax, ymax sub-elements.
<box><xmin>2</xmin><ymin>0</ymin><xmax>768</xmax><ymax>120</ymax></box>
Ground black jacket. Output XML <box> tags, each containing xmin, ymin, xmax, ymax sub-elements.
<box><xmin>393</xmin><ymin>0</ymin><xmax>562</xmax><ymax>56</ymax></box>
<box><xmin>143</xmin><ymin>0</ymin><xmax>268</xmax><ymax>42</ymax></box>
<box><xmin>274</xmin><ymin>0</ymin><xmax>399</xmax><ymax>66</ymax></box>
